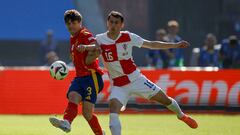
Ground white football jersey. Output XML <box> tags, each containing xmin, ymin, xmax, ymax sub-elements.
<box><xmin>96</xmin><ymin>31</ymin><xmax>144</xmax><ymax>86</ymax></box>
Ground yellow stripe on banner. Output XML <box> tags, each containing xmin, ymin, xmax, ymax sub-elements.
<box><xmin>89</xmin><ymin>69</ymin><xmax>99</xmax><ymax>95</ymax></box>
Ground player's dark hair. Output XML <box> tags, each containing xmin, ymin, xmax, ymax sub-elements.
<box><xmin>107</xmin><ymin>11</ymin><xmax>124</xmax><ymax>23</ymax></box>
<box><xmin>64</xmin><ymin>9</ymin><xmax>82</xmax><ymax>23</ymax></box>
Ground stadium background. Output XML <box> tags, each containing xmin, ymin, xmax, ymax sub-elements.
<box><xmin>0</xmin><ymin>0</ymin><xmax>240</xmax><ymax>135</ymax></box>
<box><xmin>1</xmin><ymin>0</ymin><xmax>240</xmax><ymax>66</ymax></box>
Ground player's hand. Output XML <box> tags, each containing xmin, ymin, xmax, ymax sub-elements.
<box><xmin>88</xmin><ymin>47</ymin><xmax>102</xmax><ymax>59</ymax></box>
<box><xmin>177</xmin><ymin>41</ymin><xmax>190</xmax><ymax>48</ymax></box>
<box><xmin>95</xmin><ymin>46</ymin><xmax>102</xmax><ymax>55</ymax></box>
<box><xmin>91</xmin><ymin>46</ymin><xmax>102</xmax><ymax>55</ymax></box>
<box><xmin>76</xmin><ymin>45</ymin><xmax>86</xmax><ymax>53</ymax></box>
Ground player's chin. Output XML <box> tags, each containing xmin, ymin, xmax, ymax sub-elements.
<box><xmin>69</xmin><ymin>29</ymin><xmax>77</xmax><ymax>34</ymax></box>
<box><xmin>69</xmin><ymin>31</ymin><xmax>75</xmax><ymax>35</ymax></box>
<box><xmin>110</xmin><ymin>28</ymin><xmax>116</xmax><ymax>32</ymax></box>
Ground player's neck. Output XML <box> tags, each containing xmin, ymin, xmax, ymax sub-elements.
<box><xmin>71</xmin><ymin>27</ymin><xmax>83</xmax><ymax>37</ymax></box>
<box><xmin>107</xmin><ymin>31</ymin><xmax>120</xmax><ymax>40</ymax></box>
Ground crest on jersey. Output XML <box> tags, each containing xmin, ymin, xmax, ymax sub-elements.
<box><xmin>122</xmin><ymin>44</ymin><xmax>128</xmax><ymax>56</ymax></box>
<box><xmin>123</xmin><ymin>44</ymin><xmax>127</xmax><ymax>51</ymax></box>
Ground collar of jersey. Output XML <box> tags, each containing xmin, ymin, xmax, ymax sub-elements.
<box><xmin>106</xmin><ymin>31</ymin><xmax>122</xmax><ymax>42</ymax></box>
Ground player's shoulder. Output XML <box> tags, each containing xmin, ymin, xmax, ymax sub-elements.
<box><xmin>79</xmin><ymin>27</ymin><xmax>93</xmax><ymax>37</ymax></box>
<box><xmin>121</xmin><ymin>31</ymin><xmax>138</xmax><ymax>37</ymax></box>
<box><xmin>120</xmin><ymin>30</ymin><xmax>130</xmax><ymax>34</ymax></box>
<box><xmin>121</xmin><ymin>31</ymin><xmax>141</xmax><ymax>41</ymax></box>
<box><xmin>96</xmin><ymin>32</ymin><xmax>107</xmax><ymax>38</ymax></box>
<box><xmin>121</xmin><ymin>31</ymin><xmax>136</xmax><ymax>37</ymax></box>
<box><xmin>96</xmin><ymin>32</ymin><xmax>108</xmax><ymax>41</ymax></box>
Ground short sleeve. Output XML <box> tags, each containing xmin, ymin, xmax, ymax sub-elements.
<box><xmin>129</xmin><ymin>32</ymin><xmax>144</xmax><ymax>48</ymax></box>
<box><xmin>84</xmin><ymin>33</ymin><xmax>96</xmax><ymax>45</ymax></box>
<box><xmin>95</xmin><ymin>34</ymin><xmax>101</xmax><ymax>45</ymax></box>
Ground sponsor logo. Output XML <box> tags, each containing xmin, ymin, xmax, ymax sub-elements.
<box><xmin>99</xmin><ymin>71</ymin><xmax>240</xmax><ymax>107</ymax></box>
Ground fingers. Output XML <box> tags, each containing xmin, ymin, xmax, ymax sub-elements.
<box><xmin>91</xmin><ymin>46</ymin><xmax>102</xmax><ymax>54</ymax></box>
<box><xmin>76</xmin><ymin>44</ymin><xmax>102</xmax><ymax>53</ymax></box>
<box><xmin>91</xmin><ymin>47</ymin><xmax>102</xmax><ymax>55</ymax></box>
<box><xmin>178</xmin><ymin>41</ymin><xmax>190</xmax><ymax>48</ymax></box>
<box><xmin>76</xmin><ymin>45</ymin><xmax>86</xmax><ymax>52</ymax></box>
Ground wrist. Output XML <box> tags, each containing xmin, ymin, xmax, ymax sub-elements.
<box><xmin>175</xmin><ymin>43</ymin><xmax>180</xmax><ymax>47</ymax></box>
<box><xmin>82</xmin><ymin>45</ymin><xmax>86</xmax><ymax>51</ymax></box>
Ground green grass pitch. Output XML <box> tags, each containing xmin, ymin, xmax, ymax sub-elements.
<box><xmin>0</xmin><ymin>114</ymin><xmax>240</xmax><ymax>135</ymax></box>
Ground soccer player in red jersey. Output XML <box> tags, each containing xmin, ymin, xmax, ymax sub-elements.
<box><xmin>49</xmin><ymin>9</ymin><xmax>105</xmax><ymax>135</ymax></box>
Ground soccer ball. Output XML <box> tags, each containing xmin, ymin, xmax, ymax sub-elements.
<box><xmin>49</xmin><ymin>60</ymin><xmax>69</xmax><ymax>80</ymax></box>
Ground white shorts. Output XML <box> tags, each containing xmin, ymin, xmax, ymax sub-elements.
<box><xmin>109</xmin><ymin>74</ymin><xmax>162</xmax><ymax>111</ymax></box>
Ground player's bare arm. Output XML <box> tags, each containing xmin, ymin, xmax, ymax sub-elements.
<box><xmin>76</xmin><ymin>44</ymin><xmax>98</xmax><ymax>53</ymax></box>
<box><xmin>142</xmin><ymin>40</ymin><xmax>190</xmax><ymax>50</ymax></box>
<box><xmin>85</xmin><ymin>48</ymin><xmax>101</xmax><ymax>65</ymax></box>
<box><xmin>75</xmin><ymin>42</ymin><xmax>101</xmax><ymax>65</ymax></box>
<box><xmin>84</xmin><ymin>41</ymin><xmax>101</xmax><ymax>65</ymax></box>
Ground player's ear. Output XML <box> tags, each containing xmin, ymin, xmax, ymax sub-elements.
<box><xmin>121</xmin><ymin>23</ymin><xmax>124</xmax><ymax>29</ymax></box>
<box><xmin>79</xmin><ymin>21</ymin><xmax>82</xmax><ymax>27</ymax></box>
<box><xmin>107</xmin><ymin>21</ymin><xmax>109</xmax><ymax>27</ymax></box>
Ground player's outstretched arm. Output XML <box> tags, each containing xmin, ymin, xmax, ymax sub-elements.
<box><xmin>142</xmin><ymin>40</ymin><xmax>190</xmax><ymax>50</ymax></box>
<box><xmin>76</xmin><ymin>44</ymin><xmax>98</xmax><ymax>53</ymax></box>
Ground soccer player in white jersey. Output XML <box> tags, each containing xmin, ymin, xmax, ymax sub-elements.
<box><xmin>80</xmin><ymin>11</ymin><xmax>198</xmax><ymax>135</ymax></box>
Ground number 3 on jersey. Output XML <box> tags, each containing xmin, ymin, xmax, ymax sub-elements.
<box><xmin>105</xmin><ymin>52</ymin><xmax>113</xmax><ymax>61</ymax></box>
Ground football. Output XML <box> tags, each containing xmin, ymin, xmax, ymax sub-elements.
<box><xmin>49</xmin><ymin>60</ymin><xmax>69</xmax><ymax>80</ymax></box>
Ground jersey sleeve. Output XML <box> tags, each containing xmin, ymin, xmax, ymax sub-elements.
<box><xmin>83</xmin><ymin>32</ymin><xmax>96</xmax><ymax>45</ymax></box>
<box><xmin>129</xmin><ymin>32</ymin><xmax>144</xmax><ymax>48</ymax></box>
<box><xmin>95</xmin><ymin>34</ymin><xmax>101</xmax><ymax>45</ymax></box>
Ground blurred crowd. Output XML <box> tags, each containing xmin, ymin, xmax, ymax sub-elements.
<box><xmin>39</xmin><ymin>29</ymin><xmax>59</xmax><ymax>66</ymax></box>
<box><xmin>39</xmin><ymin>21</ymin><xmax>240</xmax><ymax>69</ymax></box>
<box><xmin>145</xmin><ymin>20</ymin><xmax>240</xmax><ymax>69</ymax></box>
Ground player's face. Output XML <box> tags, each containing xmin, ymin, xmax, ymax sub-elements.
<box><xmin>65</xmin><ymin>20</ymin><xmax>82</xmax><ymax>35</ymax></box>
<box><xmin>107</xmin><ymin>16</ymin><xmax>124</xmax><ymax>34</ymax></box>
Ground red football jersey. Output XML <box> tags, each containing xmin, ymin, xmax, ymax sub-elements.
<box><xmin>70</xmin><ymin>27</ymin><xmax>103</xmax><ymax>77</ymax></box>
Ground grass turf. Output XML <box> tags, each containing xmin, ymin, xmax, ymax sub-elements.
<box><xmin>0</xmin><ymin>114</ymin><xmax>240</xmax><ymax>135</ymax></box>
